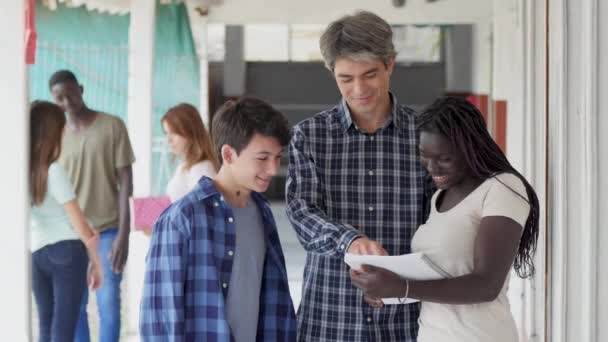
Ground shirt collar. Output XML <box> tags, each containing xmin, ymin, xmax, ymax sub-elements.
<box><xmin>338</xmin><ymin>92</ymin><xmax>402</xmax><ymax>133</ymax></box>
<box><xmin>192</xmin><ymin>176</ymin><xmax>220</xmax><ymax>201</ymax></box>
<box><xmin>193</xmin><ymin>176</ymin><xmax>270</xmax><ymax>208</ymax></box>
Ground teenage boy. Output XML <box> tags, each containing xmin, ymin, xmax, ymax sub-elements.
<box><xmin>140</xmin><ymin>97</ymin><xmax>297</xmax><ymax>341</ymax></box>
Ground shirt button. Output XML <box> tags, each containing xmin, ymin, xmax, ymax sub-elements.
<box><xmin>368</xmin><ymin>170</ymin><xmax>374</xmax><ymax>176</ymax></box>
<box><xmin>214</xmin><ymin>202</ymin><xmax>219</xmax><ymax>207</ymax></box>
<box><xmin>369</xmin><ymin>136</ymin><xmax>375</xmax><ymax>141</ymax></box>
<box><xmin>220</xmin><ymin>196</ymin><xmax>224</xmax><ymax>201</ymax></box>
<box><xmin>222</xmin><ymin>283</ymin><xmax>228</xmax><ymax>289</ymax></box>
<box><xmin>228</xmin><ymin>250</ymin><xmax>234</xmax><ymax>256</ymax></box>
<box><xmin>367</xmin><ymin>316</ymin><xmax>372</xmax><ymax>323</ymax></box>
<box><xmin>368</xmin><ymin>206</ymin><xmax>374</xmax><ymax>212</ymax></box>
<box><xmin>228</xmin><ymin>217</ymin><xmax>234</xmax><ymax>223</ymax></box>
<box><xmin>340</xmin><ymin>244</ymin><xmax>345</xmax><ymax>250</ymax></box>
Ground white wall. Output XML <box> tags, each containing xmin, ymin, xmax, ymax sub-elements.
<box><xmin>0</xmin><ymin>1</ymin><xmax>30</xmax><ymax>340</ymax></box>
<box><xmin>492</xmin><ymin>0</ymin><xmax>526</xmax><ymax>170</ymax></box>
<box><xmin>472</xmin><ymin>20</ymin><xmax>492</xmax><ymax>94</ymax></box>
<box><xmin>208</xmin><ymin>0</ymin><xmax>492</xmax><ymax>25</ymax></box>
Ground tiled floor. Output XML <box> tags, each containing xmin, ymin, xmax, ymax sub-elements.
<box><xmin>270</xmin><ymin>201</ymin><xmax>306</xmax><ymax>309</ymax></box>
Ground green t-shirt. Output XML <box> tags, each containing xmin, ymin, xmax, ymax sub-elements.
<box><xmin>30</xmin><ymin>163</ymin><xmax>79</xmax><ymax>252</ymax></box>
<box><xmin>58</xmin><ymin>112</ymin><xmax>136</xmax><ymax>232</ymax></box>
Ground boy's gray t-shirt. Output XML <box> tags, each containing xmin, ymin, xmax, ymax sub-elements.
<box><xmin>225</xmin><ymin>199</ymin><xmax>267</xmax><ymax>342</ymax></box>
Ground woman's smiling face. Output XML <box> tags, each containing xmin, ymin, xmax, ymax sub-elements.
<box><xmin>419</xmin><ymin>131</ymin><xmax>472</xmax><ymax>190</ymax></box>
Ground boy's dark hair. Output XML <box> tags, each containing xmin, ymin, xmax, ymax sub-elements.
<box><xmin>48</xmin><ymin>69</ymin><xmax>79</xmax><ymax>89</ymax></box>
<box><xmin>211</xmin><ymin>97</ymin><xmax>290</xmax><ymax>163</ymax></box>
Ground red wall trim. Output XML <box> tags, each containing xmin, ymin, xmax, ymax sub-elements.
<box><xmin>463</xmin><ymin>94</ymin><xmax>489</xmax><ymax>126</ymax></box>
<box><xmin>493</xmin><ymin>100</ymin><xmax>507</xmax><ymax>153</ymax></box>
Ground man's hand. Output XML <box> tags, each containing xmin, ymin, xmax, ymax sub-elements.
<box><xmin>347</xmin><ymin>237</ymin><xmax>388</xmax><ymax>256</ymax></box>
<box><xmin>109</xmin><ymin>232</ymin><xmax>129</xmax><ymax>273</ymax></box>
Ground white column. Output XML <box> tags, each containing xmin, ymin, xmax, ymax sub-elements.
<box><xmin>128</xmin><ymin>0</ymin><xmax>156</xmax><ymax>197</ymax></box>
<box><xmin>126</xmin><ymin>0</ymin><xmax>156</xmax><ymax>338</ymax></box>
<box><xmin>184</xmin><ymin>0</ymin><xmax>211</xmax><ymax>125</ymax></box>
<box><xmin>547</xmin><ymin>0</ymin><xmax>604</xmax><ymax>340</ymax></box>
<box><xmin>521</xmin><ymin>0</ymin><xmax>547</xmax><ymax>340</ymax></box>
<box><xmin>597</xmin><ymin>0</ymin><xmax>608</xmax><ymax>337</ymax></box>
<box><xmin>492</xmin><ymin>2</ymin><xmax>552</xmax><ymax>341</ymax></box>
<box><xmin>0</xmin><ymin>1</ymin><xmax>30</xmax><ymax>340</ymax></box>
<box><xmin>492</xmin><ymin>0</ymin><xmax>526</xmax><ymax>169</ymax></box>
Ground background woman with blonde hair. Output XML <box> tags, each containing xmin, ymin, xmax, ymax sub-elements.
<box><xmin>162</xmin><ymin>103</ymin><xmax>219</xmax><ymax>202</ymax></box>
<box><xmin>29</xmin><ymin>101</ymin><xmax>103</xmax><ymax>342</ymax></box>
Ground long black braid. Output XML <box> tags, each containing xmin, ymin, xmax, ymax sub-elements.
<box><xmin>416</xmin><ymin>96</ymin><xmax>540</xmax><ymax>278</ymax></box>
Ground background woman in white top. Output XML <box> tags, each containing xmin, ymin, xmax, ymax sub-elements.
<box><xmin>161</xmin><ymin>103</ymin><xmax>219</xmax><ymax>202</ymax></box>
<box><xmin>30</xmin><ymin>101</ymin><xmax>103</xmax><ymax>342</ymax></box>
<box><xmin>350</xmin><ymin>96</ymin><xmax>540</xmax><ymax>342</ymax></box>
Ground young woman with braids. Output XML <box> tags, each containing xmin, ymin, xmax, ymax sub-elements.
<box><xmin>350</xmin><ymin>96</ymin><xmax>540</xmax><ymax>342</ymax></box>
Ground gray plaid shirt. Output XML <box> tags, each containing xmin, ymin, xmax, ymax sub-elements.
<box><xmin>286</xmin><ymin>94</ymin><xmax>432</xmax><ymax>341</ymax></box>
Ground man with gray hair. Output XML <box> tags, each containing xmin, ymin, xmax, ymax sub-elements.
<box><xmin>286</xmin><ymin>10</ymin><xmax>432</xmax><ymax>341</ymax></box>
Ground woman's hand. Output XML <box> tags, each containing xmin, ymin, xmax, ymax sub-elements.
<box><xmin>350</xmin><ymin>264</ymin><xmax>405</xmax><ymax>299</ymax></box>
<box><xmin>363</xmin><ymin>295</ymin><xmax>385</xmax><ymax>308</ymax></box>
<box><xmin>88</xmin><ymin>258</ymin><xmax>104</xmax><ymax>290</ymax></box>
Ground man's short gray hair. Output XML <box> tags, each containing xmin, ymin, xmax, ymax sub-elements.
<box><xmin>320</xmin><ymin>10</ymin><xmax>396</xmax><ymax>70</ymax></box>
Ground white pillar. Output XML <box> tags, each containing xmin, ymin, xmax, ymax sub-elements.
<box><xmin>126</xmin><ymin>0</ymin><xmax>156</xmax><ymax>338</ymax></box>
<box><xmin>597</xmin><ymin>0</ymin><xmax>608</xmax><ymax>337</ymax></box>
<box><xmin>184</xmin><ymin>0</ymin><xmax>211</xmax><ymax>125</ymax></box>
<box><xmin>547</xmin><ymin>0</ymin><xmax>605</xmax><ymax>340</ymax></box>
<box><xmin>128</xmin><ymin>0</ymin><xmax>156</xmax><ymax>197</ymax></box>
<box><xmin>0</xmin><ymin>1</ymin><xmax>30</xmax><ymax>340</ymax></box>
<box><xmin>492</xmin><ymin>2</ymin><xmax>550</xmax><ymax>341</ymax></box>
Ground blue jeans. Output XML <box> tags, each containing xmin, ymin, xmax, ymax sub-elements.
<box><xmin>32</xmin><ymin>239</ymin><xmax>88</xmax><ymax>342</ymax></box>
<box><xmin>74</xmin><ymin>228</ymin><xmax>123</xmax><ymax>342</ymax></box>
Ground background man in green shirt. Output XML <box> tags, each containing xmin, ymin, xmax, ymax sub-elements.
<box><xmin>50</xmin><ymin>70</ymin><xmax>135</xmax><ymax>342</ymax></box>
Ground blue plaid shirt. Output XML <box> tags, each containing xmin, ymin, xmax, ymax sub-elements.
<box><xmin>140</xmin><ymin>177</ymin><xmax>297</xmax><ymax>342</ymax></box>
<box><xmin>286</xmin><ymin>94</ymin><xmax>433</xmax><ymax>341</ymax></box>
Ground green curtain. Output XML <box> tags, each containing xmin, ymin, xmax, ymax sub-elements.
<box><xmin>30</xmin><ymin>2</ymin><xmax>130</xmax><ymax>120</ymax></box>
<box><xmin>152</xmin><ymin>3</ymin><xmax>201</xmax><ymax>195</ymax></box>
<box><xmin>30</xmin><ymin>1</ymin><xmax>201</xmax><ymax>195</ymax></box>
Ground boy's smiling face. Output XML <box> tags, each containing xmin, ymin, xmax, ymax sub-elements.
<box><xmin>223</xmin><ymin>133</ymin><xmax>284</xmax><ymax>193</ymax></box>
